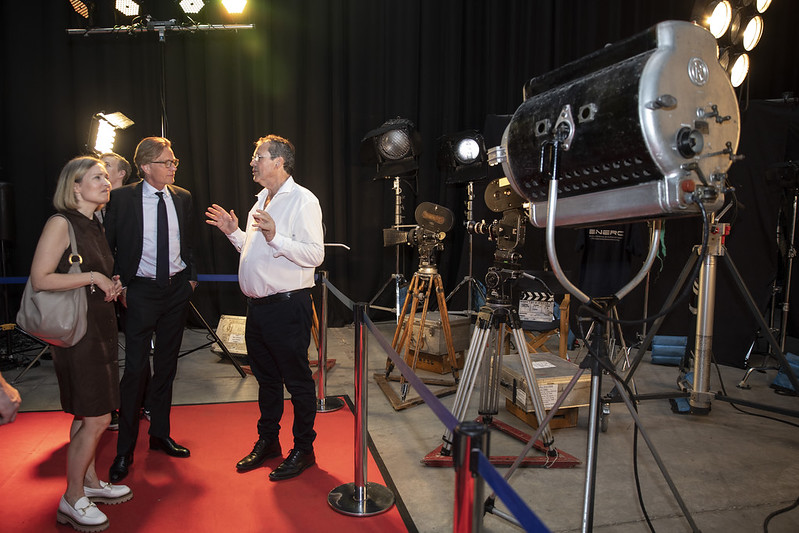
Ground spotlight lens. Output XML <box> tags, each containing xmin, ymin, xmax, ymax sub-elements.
<box><xmin>730</xmin><ymin>53</ymin><xmax>750</xmax><ymax>87</ymax></box>
<box><xmin>756</xmin><ymin>0</ymin><xmax>772</xmax><ymax>13</ymax></box>
<box><xmin>378</xmin><ymin>130</ymin><xmax>412</xmax><ymax>160</ymax></box>
<box><xmin>179</xmin><ymin>0</ymin><xmax>204</xmax><ymax>14</ymax></box>
<box><xmin>95</xmin><ymin>120</ymin><xmax>117</xmax><ymax>154</ymax></box>
<box><xmin>115</xmin><ymin>0</ymin><xmax>139</xmax><ymax>17</ymax></box>
<box><xmin>708</xmin><ymin>1</ymin><xmax>732</xmax><ymax>38</ymax></box>
<box><xmin>742</xmin><ymin>16</ymin><xmax>763</xmax><ymax>51</ymax></box>
<box><xmin>454</xmin><ymin>138</ymin><xmax>481</xmax><ymax>165</ymax></box>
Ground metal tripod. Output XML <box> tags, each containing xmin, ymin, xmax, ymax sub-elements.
<box><xmin>441</xmin><ymin>271</ymin><xmax>556</xmax><ymax>459</ymax></box>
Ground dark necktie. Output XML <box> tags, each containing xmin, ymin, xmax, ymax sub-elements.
<box><xmin>156</xmin><ymin>191</ymin><xmax>169</xmax><ymax>287</ymax></box>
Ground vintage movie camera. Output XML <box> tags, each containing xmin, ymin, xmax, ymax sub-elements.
<box><xmin>467</xmin><ymin>178</ymin><xmax>530</xmax><ymax>302</ymax></box>
<box><xmin>383</xmin><ymin>202</ymin><xmax>454</xmax><ymax>270</ymax></box>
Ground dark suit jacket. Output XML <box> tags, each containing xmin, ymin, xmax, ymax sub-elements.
<box><xmin>104</xmin><ymin>181</ymin><xmax>197</xmax><ymax>286</ymax></box>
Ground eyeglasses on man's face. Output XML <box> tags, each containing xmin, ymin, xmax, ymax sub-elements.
<box><xmin>151</xmin><ymin>159</ymin><xmax>180</xmax><ymax>169</ymax></box>
<box><xmin>251</xmin><ymin>154</ymin><xmax>271</xmax><ymax>163</ymax></box>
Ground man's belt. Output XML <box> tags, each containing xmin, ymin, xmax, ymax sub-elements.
<box><xmin>247</xmin><ymin>287</ymin><xmax>310</xmax><ymax>306</ymax></box>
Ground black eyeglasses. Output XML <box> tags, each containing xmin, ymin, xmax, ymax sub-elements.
<box><xmin>151</xmin><ymin>159</ymin><xmax>180</xmax><ymax>168</ymax></box>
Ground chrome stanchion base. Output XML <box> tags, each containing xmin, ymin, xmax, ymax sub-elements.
<box><xmin>317</xmin><ymin>396</ymin><xmax>345</xmax><ymax>413</ymax></box>
<box><xmin>328</xmin><ymin>481</ymin><xmax>395</xmax><ymax>517</ymax></box>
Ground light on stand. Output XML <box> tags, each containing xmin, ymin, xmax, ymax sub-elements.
<box><xmin>88</xmin><ymin>112</ymin><xmax>134</xmax><ymax>156</ymax></box>
<box><xmin>179</xmin><ymin>0</ymin><xmax>204</xmax><ymax>14</ymax></box>
<box><xmin>69</xmin><ymin>0</ymin><xmax>91</xmax><ymax>18</ymax></box>
<box><xmin>437</xmin><ymin>130</ymin><xmax>487</xmax><ymax>185</ymax></box>
<box><xmin>115</xmin><ymin>0</ymin><xmax>140</xmax><ymax>17</ymax></box>
<box><xmin>362</xmin><ymin>118</ymin><xmax>422</xmax><ymax>317</ymax></box>
<box><xmin>496</xmin><ymin>20</ymin><xmax>739</xmax><ymax>229</ymax></box>
<box><xmin>361</xmin><ymin>118</ymin><xmax>422</xmax><ymax>177</ymax></box>
<box><xmin>221</xmin><ymin>0</ymin><xmax>247</xmax><ymax>14</ymax></box>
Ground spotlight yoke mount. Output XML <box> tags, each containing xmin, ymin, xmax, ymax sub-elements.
<box><xmin>496</xmin><ymin>20</ymin><xmax>741</xmax><ymax>228</ymax></box>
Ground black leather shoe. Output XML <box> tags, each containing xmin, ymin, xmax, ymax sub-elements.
<box><xmin>149</xmin><ymin>436</ymin><xmax>190</xmax><ymax>458</ymax></box>
<box><xmin>109</xmin><ymin>454</ymin><xmax>133</xmax><ymax>483</ymax></box>
<box><xmin>269</xmin><ymin>449</ymin><xmax>315</xmax><ymax>481</ymax></box>
<box><xmin>237</xmin><ymin>439</ymin><xmax>281</xmax><ymax>472</ymax></box>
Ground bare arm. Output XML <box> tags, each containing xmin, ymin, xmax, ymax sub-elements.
<box><xmin>30</xmin><ymin>216</ymin><xmax>121</xmax><ymax>301</ymax></box>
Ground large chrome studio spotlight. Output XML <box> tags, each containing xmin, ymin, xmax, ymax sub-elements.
<box><xmin>437</xmin><ymin>130</ymin><xmax>488</xmax><ymax>184</ymax></box>
<box><xmin>360</xmin><ymin>118</ymin><xmax>422</xmax><ymax>177</ymax></box>
<box><xmin>495</xmin><ymin>20</ymin><xmax>740</xmax><ymax>228</ymax></box>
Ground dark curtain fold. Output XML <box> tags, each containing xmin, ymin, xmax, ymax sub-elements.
<box><xmin>2</xmin><ymin>1</ymin><xmax>797</xmax><ymax>348</ymax></box>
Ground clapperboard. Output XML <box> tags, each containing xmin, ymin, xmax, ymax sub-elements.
<box><xmin>518</xmin><ymin>291</ymin><xmax>555</xmax><ymax>323</ymax></box>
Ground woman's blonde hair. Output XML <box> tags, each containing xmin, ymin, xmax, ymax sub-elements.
<box><xmin>52</xmin><ymin>156</ymin><xmax>103</xmax><ymax>212</ymax></box>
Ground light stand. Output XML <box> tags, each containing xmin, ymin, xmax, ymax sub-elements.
<box><xmin>67</xmin><ymin>15</ymin><xmax>253</xmax><ymax>379</ymax></box>
<box><xmin>369</xmin><ymin>176</ymin><xmax>407</xmax><ymax>318</ymax></box>
<box><xmin>445</xmin><ymin>181</ymin><xmax>486</xmax><ymax>317</ymax></box>
<box><xmin>739</xmin><ymin>164</ymin><xmax>799</xmax><ymax>388</ymax></box>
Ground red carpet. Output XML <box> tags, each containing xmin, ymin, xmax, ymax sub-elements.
<box><xmin>0</xmin><ymin>400</ymin><xmax>412</xmax><ymax>532</ymax></box>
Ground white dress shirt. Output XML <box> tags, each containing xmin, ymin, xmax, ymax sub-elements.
<box><xmin>226</xmin><ymin>177</ymin><xmax>324</xmax><ymax>298</ymax></box>
<box><xmin>137</xmin><ymin>180</ymin><xmax>186</xmax><ymax>278</ymax></box>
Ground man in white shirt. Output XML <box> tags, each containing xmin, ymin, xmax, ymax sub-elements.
<box><xmin>206</xmin><ymin>134</ymin><xmax>324</xmax><ymax>480</ymax></box>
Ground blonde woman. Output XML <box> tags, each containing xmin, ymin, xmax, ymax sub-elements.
<box><xmin>29</xmin><ymin>156</ymin><xmax>131</xmax><ymax>532</ymax></box>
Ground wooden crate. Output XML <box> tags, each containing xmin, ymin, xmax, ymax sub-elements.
<box><xmin>499</xmin><ymin>351</ymin><xmax>590</xmax><ymax>412</ymax></box>
<box><xmin>505</xmin><ymin>399</ymin><xmax>579</xmax><ymax>429</ymax></box>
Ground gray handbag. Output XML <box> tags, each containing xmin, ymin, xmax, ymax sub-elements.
<box><xmin>16</xmin><ymin>215</ymin><xmax>88</xmax><ymax>347</ymax></box>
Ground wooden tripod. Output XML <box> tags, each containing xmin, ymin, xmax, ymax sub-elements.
<box><xmin>374</xmin><ymin>266</ymin><xmax>460</xmax><ymax>410</ymax></box>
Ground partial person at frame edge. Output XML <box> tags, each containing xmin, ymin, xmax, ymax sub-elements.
<box><xmin>0</xmin><ymin>371</ymin><xmax>21</xmax><ymax>425</ymax></box>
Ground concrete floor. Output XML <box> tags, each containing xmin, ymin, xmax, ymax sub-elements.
<box><xmin>6</xmin><ymin>318</ymin><xmax>799</xmax><ymax>533</ymax></box>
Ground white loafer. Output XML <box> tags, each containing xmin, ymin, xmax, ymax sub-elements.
<box><xmin>56</xmin><ymin>496</ymin><xmax>109</xmax><ymax>532</ymax></box>
<box><xmin>84</xmin><ymin>480</ymin><xmax>133</xmax><ymax>504</ymax></box>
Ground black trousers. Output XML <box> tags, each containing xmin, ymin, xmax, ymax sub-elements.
<box><xmin>116</xmin><ymin>271</ymin><xmax>192</xmax><ymax>456</ymax></box>
<box><xmin>245</xmin><ymin>292</ymin><xmax>316</xmax><ymax>452</ymax></box>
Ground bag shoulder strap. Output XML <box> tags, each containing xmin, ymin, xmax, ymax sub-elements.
<box><xmin>49</xmin><ymin>213</ymin><xmax>81</xmax><ymax>267</ymax></box>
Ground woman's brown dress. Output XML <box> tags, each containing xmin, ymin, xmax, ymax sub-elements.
<box><xmin>50</xmin><ymin>210</ymin><xmax>119</xmax><ymax>417</ymax></box>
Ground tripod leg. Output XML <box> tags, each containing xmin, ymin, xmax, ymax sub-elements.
<box><xmin>442</xmin><ymin>314</ymin><xmax>493</xmax><ymax>454</ymax></box>
<box><xmin>510</xmin><ymin>323</ymin><xmax>555</xmax><ymax>448</ymax></box>
<box><xmin>386</xmin><ymin>273</ymin><xmax>418</xmax><ymax>376</ymax></box>
<box><xmin>607</xmin><ymin>372</ymin><xmax>700</xmax><ymax>532</ymax></box>
<box><xmin>723</xmin><ymin>250</ymin><xmax>799</xmax><ymax>392</ymax></box>
<box><xmin>622</xmin><ymin>250</ymin><xmax>699</xmax><ymax>386</ymax></box>
<box><xmin>401</xmin><ymin>276</ymin><xmax>433</xmax><ymax>400</ymax></box>
<box><xmin>12</xmin><ymin>343</ymin><xmax>50</xmax><ymax>383</ymax></box>
<box><xmin>191</xmin><ymin>302</ymin><xmax>246</xmax><ymax>378</ymax></box>
<box><xmin>434</xmin><ymin>275</ymin><xmax>460</xmax><ymax>381</ymax></box>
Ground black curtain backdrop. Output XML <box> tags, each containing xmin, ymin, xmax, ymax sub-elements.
<box><xmin>1</xmin><ymin>1</ymin><xmax>798</xmax><ymax>364</ymax></box>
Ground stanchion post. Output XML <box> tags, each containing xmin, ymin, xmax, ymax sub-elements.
<box><xmin>316</xmin><ymin>271</ymin><xmax>344</xmax><ymax>412</ymax></box>
<box><xmin>453</xmin><ymin>421</ymin><xmax>489</xmax><ymax>533</ymax></box>
<box><xmin>328</xmin><ymin>302</ymin><xmax>395</xmax><ymax>516</ymax></box>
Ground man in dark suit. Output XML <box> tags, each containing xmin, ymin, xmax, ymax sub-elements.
<box><xmin>104</xmin><ymin>136</ymin><xmax>197</xmax><ymax>482</ymax></box>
